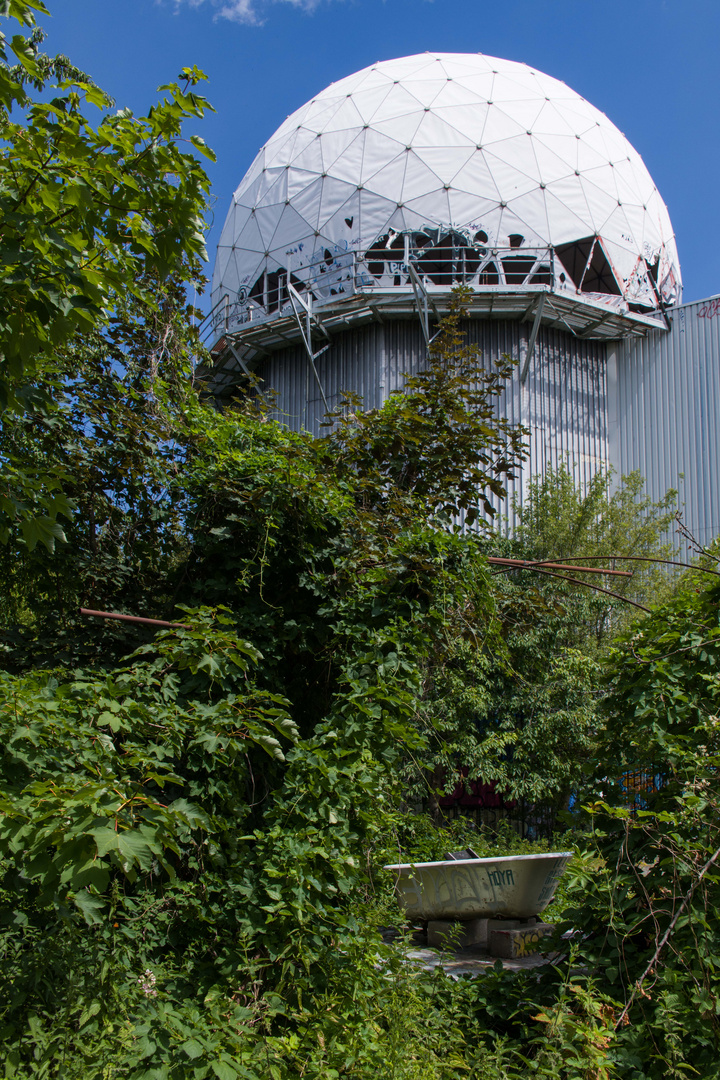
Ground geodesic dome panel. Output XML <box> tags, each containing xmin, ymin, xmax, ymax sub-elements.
<box><xmin>212</xmin><ymin>52</ymin><xmax>680</xmax><ymax>316</ymax></box>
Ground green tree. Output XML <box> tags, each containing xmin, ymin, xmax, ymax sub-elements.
<box><xmin>512</xmin><ymin>463</ymin><xmax>678</xmax><ymax>637</ymax></box>
<box><xmin>0</xmin><ymin>0</ymin><xmax>213</xmax><ymax>550</ymax></box>
<box><xmin>0</xmin><ymin>271</ymin><xmax>206</xmax><ymax>670</ymax></box>
<box><xmin>327</xmin><ymin>285</ymin><xmax>525</xmax><ymax>526</ymax></box>
<box><xmin>402</xmin><ymin>465</ymin><xmax>677</xmax><ymax>829</ymax></box>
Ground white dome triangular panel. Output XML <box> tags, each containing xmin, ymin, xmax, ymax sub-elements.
<box><xmin>602</xmin><ymin>235</ymin><xmax>640</xmax><ymax>284</ymax></box>
<box><xmin>429</xmin><ymin>103</ymin><xmax>489</xmax><ymax>147</ymax></box>
<box><xmin>491</xmin><ymin>71</ymin><xmax>548</xmax><ymax>104</ymax></box>
<box><xmin>540</xmin><ymin>176</ymin><xmax>594</xmax><ymax>232</ymax></box>
<box><xmin>285</xmin><ymin>167</ymin><xmax>324</xmax><ymax>200</ymax></box>
<box><xmin>394</xmin><ymin>79</ymin><xmax>446</xmax><ymax>109</ymax></box>
<box><xmin>621</xmin><ymin>201</ymin><xmax>652</xmax><ymax>249</ymax></box>
<box><xmin>613</xmin><ymin>157</ymin><xmax>650</xmax><ymax>200</ymax></box>
<box><xmin>450</xmin><ymin>152</ymin><xmax>503</xmax><ymax>201</ymax></box>
<box><xmin>397</xmin><ymin>151</ymin><xmax>451</xmax><ymax>201</ymax></box>
<box><xmin>225</xmin><ymin>251</ymin><xmax>250</xmax><ymax>292</ymax></box>
<box><xmin>492</xmin><ymin>97</ymin><xmax>547</xmax><ymax>132</ymax></box>
<box><xmin>530</xmin><ymin>100</ymin><xmax>578</xmax><ymax>139</ymax></box>
<box><xmin>531</xmin><ymin>131</ymin><xmax>579</xmax><ymax>168</ymax></box>
<box><xmin>314</xmin><ymin>97</ymin><xmax>365</xmax><ymax>134</ymax></box>
<box><xmin>543</xmin><ymin>188</ymin><xmax>595</xmax><ymax>245</ymax></box>
<box><xmin>374</xmin><ymin>55</ymin><xmax>437</xmax><ymax>81</ymax></box>
<box><xmin>317</xmin><ymin>177</ymin><xmax>362</xmax><ymax>229</ymax></box>
<box><xmin>362</xmin><ymin>156</ymin><xmax>409</xmax><ymax>204</ymax></box>
<box><xmin>503</xmin><ymin>188</ymin><xmax>550</xmax><ymax>243</ymax></box>
<box><xmin>529</xmin><ymin>140</ymin><xmax>575</xmax><ymax>187</ymax></box>
<box><xmin>316</xmin><ymin>128</ymin><xmax>364</xmax><ymax>173</ymax></box>
<box><xmin>320</xmin><ymin>131</ymin><xmax>369</xmax><ymax>186</ymax></box>
<box><xmin>232</xmin><ymin>176</ymin><xmax>265</xmax><ymax>212</ymax></box>
<box><xmin>582</xmin><ymin>164</ymin><xmax>621</xmax><ymax>204</ymax></box>
<box><xmin>356</xmin><ymin>192</ymin><xmax>399</xmax><ymax>243</ymax></box>
<box><xmin>287</xmin><ymin>175</ymin><xmax>325</xmax><ymax>231</ymax></box>
<box><xmin>265</xmin><ymin>126</ymin><xmax>316</xmax><ymax>168</ymax></box>
<box><xmin>447</xmin><ymin>187</ymin><xmax>502</xmax><ymax>224</ymax></box>
<box><xmin>455</xmin><ymin>72</ymin><xmax>498</xmax><ymax>101</ymax></box>
<box><xmin>289</xmin><ymin>138</ymin><xmax>326</xmax><ymax>177</ymax></box>
<box><xmin>484</xmin><ymin>141</ymin><xmax>542</xmax><ymax>189</ymax></box>
<box><xmin>302</xmin><ymin>97</ymin><xmax>352</xmax><ymax>134</ymax></box>
<box><xmin>392</xmin><ymin>205</ymin><xmax>435</xmax><ymax>234</ymax></box>
<box><xmin>253</xmin><ymin>205</ymin><xmax>285</xmax><ymax>249</ymax></box>
<box><xmin>256</xmin><ymin>168</ymin><xmax>289</xmax><ymax>207</ymax></box>
<box><xmin>573</xmin><ymin>176</ymin><xmax>624</xmax><ymax>233</ymax></box>
<box><xmin>351</xmin><ymin>84</ymin><xmax>397</xmax><ymax>125</ymax></box>
<box><xmin>370</xmin><ymin>85</ymin><xmax>428</xmax><ymax>124</ymax></box>
<box><xmin>400</xmin><ymin>56</ymin><xmax>448</xmax><ymax>79</ymax></box>
<box><xmin>213</xmin><ymin>51</ymin><xmax>681</xmax><ymax>313</ymax></box>
<box><xmin>372</xmin><ymin>111</ymin><xmax>425</xmax><ymax>145</ymax></box>
<box><xmin>360</xmin><ymin>132</ymin><xmax>407</xmax><ymax>185</ymax></box>
<box><xmin>338</xmin><ymin>67</ymin><xmax>379</xmax><ymax>93</ymax></box>
<box><xmin>614</xmin><ymin>174</ymin><xmax>644</xmax><ymax>211</ymax></box>
<box><xmin>572</xmin><ymin>122</ymin><xmax>611</xmax><ymax>159</ymax></box>
<box><xmin>405</xmin><ymin>188</ymin><xmax>452</xmax><ymax>223</ymax></box>
<box><xmin>480</xmin><ymin>107</ymin><xmax>527</xmax><ymax>145</ymax></box>
<box><xmin>216</xmin><ymin>199</ymin><xmax>236</xmax><ymax>240</ymax></box>
<box><xmin>213</xmin><ymin>244</ymin><xmax>235</xmax><ymax>285</ymax></box>
<box><xmin>321</xmin><ymin>196</ymin><xmax>362</xmax><ymax>239</ymax></box>
<box><xmin>271</xmin><ymin>204</ymin><xmax>314</xmax><ymax>253</ymax></box>
<box><xmin>234</xmin><ymin>215</ymin><xmax>267</xmax><ymax>255</ymax></box>
<box><xmin>575</xmin><ymin>138</ymin><xmax>612</xmax><ymax>174</ymax></box>
<box><xmin>558</xmin><ymin>100</ymin><xmax>604</xmax><ymax>137</ymax></box>
<box><xmin>411</xmin><ymin>144</ymin><xmax>475</xmax><ymax>185</ymax></box>
<box><xmin>604</xmin><ymin>125</ymin><xmax>637</xmax><ymax>162</ymax></box>
<box><xmin>384</xmin><ymin>206</ymin><xmax>414</xmax><ymax>233</ymax></box>
<box><xmin>239</xmin><ymin>151</ymin><xmax>266</xmax><ymax>190</ymax></box>
<box><xmin>443</xmin><ymin>55</ymin><xmax>490</xmax><ymax>76</ymax></box>
<box><xmin>430</xmin><ymin>79</ymin><xmax>490</xmax><ymax>110</ymax></box>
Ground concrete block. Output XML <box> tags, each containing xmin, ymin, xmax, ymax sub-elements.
<box><xmin>487</xmin><ymin>918</ymin><xmax>522</xmax><ymax>932</ymax></box>
<box><xmin>427</xmin><ymin>917</ymin><xmax>488</xmax><ymax>949</ymax></box>
<box><xmin>489</xmin><ymin>922</ymin><xmax>553</xmax><ymax>959</ymax></box>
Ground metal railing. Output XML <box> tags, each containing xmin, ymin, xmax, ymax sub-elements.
<box><xmin>200</xmin><ymin>242</ymin><xmax>561</xmax><ymax>343</ymax></box>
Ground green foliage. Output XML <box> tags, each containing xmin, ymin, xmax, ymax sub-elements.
<box><xmin>0</xmin><ymin>270</ymin><xmax>208</xmax><ymax>670</ymax></box>
<box><xmin>0</xmin><ymin>608</ymin><xmax>297</xmax><ymax>919</ymax></box>
<box><xmin>328</xmin><ymin>286</ymin><xmax>526</xmax><ymax>526</ymax></box>
<box><xmin>0</xmin><ymin>265</ymin><xmax>539</xmax><ymax>1075</ymax></box>
<box><xmin>408</xmin><ymin>463</ymin><xmax>681</xmax><ymax>831</ymax></box>
<box><xmin>513</xmin><ymin>463</ymin><xmax>678</xmax><ymax>636</ymax></box>
<box><xmin>0</xmin><ymin>1</ymin><xmax>212</xmax><ymax>549</ymax></box>
<box><xmin>1</xmin><ymin>11</ymin><xmax>717</xmax><ymax>1076</ymax></box>
<box><xmin>555</xmin><ymin>577</ymin><xmax>720</xmax><ymax>1077</ymax></box>
<box><xmin>414</xmin><ymin>631</ymin><xmax>600</xmax><ymax>821</ymax></box>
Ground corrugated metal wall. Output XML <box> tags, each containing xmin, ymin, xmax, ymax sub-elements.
<box><xmin>237</xmin><ymin>299</ymin><xmax>720</xmax><ymax>546</ymax></box>
<box><xmin>253</xmin><ymin>315</ymin><xmax>608</xmax><ymax>524</ymax></box>
<box><xmin>519</xmin><ymin>324</ymin><xmax>607</xmax><ymax>515</ymax></box>
<box><xmin>613</xmin><ymin>295</ymin><xmax>720</xmax><ymax>549</ymax></box>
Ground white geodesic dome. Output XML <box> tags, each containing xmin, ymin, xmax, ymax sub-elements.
<box><xmin>212</xmin><ymin>52</ymin><xmax>680</xmax><ymax>316</ymax></box>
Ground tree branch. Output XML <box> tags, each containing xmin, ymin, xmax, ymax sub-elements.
<box><xmin>615</xmin><ymin>842</ymin><xmax>720</xmax><ymax>1029</ymax></box>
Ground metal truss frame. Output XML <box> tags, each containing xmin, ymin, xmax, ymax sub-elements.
<box><xmin>287</xmin><ymin>281</ymin><xmax>331</xmax><ymax>413</ymax></box>
<box><xmin>407</xmin><ymin>261</ymin><xmax>443</xmax><ymax>348</ymax></box>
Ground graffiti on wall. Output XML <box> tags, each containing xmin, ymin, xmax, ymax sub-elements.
<box><xmin>698</xmin><ymin>297</ymin><xmax>720</xmax><ymax>320</ymax></box>
<box><xmin>511</xmin><ymin>925</ymin><xmax>550</xmax><ymax>957</ymax></box>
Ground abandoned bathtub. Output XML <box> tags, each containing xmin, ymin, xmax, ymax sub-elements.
<box><xmin>384</xmin><ymin>852</ymin><xmax>573</xmax><ymax>921</ymax></box>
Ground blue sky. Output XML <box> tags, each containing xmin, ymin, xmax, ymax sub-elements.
<box><xmin>28</xmin><ymin>0</ymin><xmax>720</xmax><ymax>306</ymax></box>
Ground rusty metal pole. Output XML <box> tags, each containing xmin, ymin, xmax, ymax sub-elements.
<box><xmin>79</xmin><ymin>608</ymin><xmax>189</xmax><ymax>630</ymax></box>
<box><xmin>486</xmin><ymin>557</ymin><xmax>632</xmax><ymax>578</ymax></box>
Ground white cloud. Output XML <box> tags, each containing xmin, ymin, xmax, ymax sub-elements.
<box><xmin>171</xmin><ymin>0</ymin><xmax>328</xmax><ymax>26</ymax></box>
